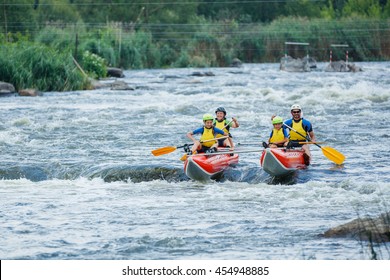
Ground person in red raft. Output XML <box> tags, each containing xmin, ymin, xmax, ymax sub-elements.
<box><xmin>213</xmin><ymin>107</ymin><xmax>239</xmax><ymax>149</ymax></box>
<box><xmin>264</xmin><ymin>116</ymin><xmax>289</xmax><ymax>148</ymax></box>
<box><xmin>283</xmin><ymin>104</ymin><xmax>316</xmax><ymax>165</ymax></box>
<box><xmin>186</xmin><ymin>113</ymin><xmax>229</xmax><ymax>155</ymax></box>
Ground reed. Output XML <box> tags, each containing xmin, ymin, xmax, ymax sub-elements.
<box><xmin>0</xmin><ymin>41</ymin><xmax>87</xmax><ymax>91</ymax></box>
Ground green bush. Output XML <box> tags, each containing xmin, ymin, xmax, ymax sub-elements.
<box><xmin>79</xmin><ymin>39</ymin><xmax>116</xmax><ymax>66</ymax></box>
<box><xmin>173</xmin><ymin>49</ymin><xmax>191</xmax><ymax>68</ymax></box>
<box><xmin>81</xmin><ymin>51</ymin><xmax>107</xmax><ymax>79</ymax></box>
<box><xmin>189</xmin><ymin>55</ymin><xmax>212</xmax><ymax>68</ymax></box>
<box><xmin>159</xmin><ymin>44</ymin><xmax>177</xmax><ymax>67</ymax></box>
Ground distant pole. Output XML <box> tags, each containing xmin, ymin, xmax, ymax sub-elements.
<box><xmin>330</xmin><ymin>44</ymin><xmax>349</xmax><ymax>63</ymax></box>
<box><xmin>74</xmin><ymin>33</ymin><xmax>78</xmax><ymax>59</ymax></box>
<box><xmin>345</xmin><ymin>50</ymin><xmax>349</xmax><ymax>65</ymax></box>
<box><xmin>306</xmin><ymin>45</ymin><xmax>309</xmax><ymax>59</ymax></box>
<box><xmin>3</xmin><ymin>1</ymin><xmax>8</xmax><ymax>42</ymax></box>
<box><xmin>330</xmin><ymin>50</ymin><xmax>332</xmax><ymax>63</ymax></box>
<box><xmin>119</xmin><ymin>24</ymin><xmax>122</xmax><ymax>59</ymax></box>
<box><xmin>284</xmin><ymin>43</ymin><xmax>287</xmax><ymax>58</ymax></box>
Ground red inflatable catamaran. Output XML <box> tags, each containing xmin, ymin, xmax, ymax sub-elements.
<box><xmin>260</xmin><ymin>148</ymin><xmax>309</xmax><ymax>177</ymax></box>
<box><xmin>184</xmin><ymin>148</ymin><xmax>239</xmax><ymax>181</ymax></box>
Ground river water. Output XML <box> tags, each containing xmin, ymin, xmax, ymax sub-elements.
<box><xmin>1</xmin><ymin>62</ymin><xmax>389</xmax><ymax>260</ymax></box>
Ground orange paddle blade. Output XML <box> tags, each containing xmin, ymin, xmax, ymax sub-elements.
<box><xmin>151</xmin><ymin>146</ymin><xmax>177</xmax><ymax>156</ymax></box>
<box><xmin>180</xmin><ymin>154</ymin><xmax>188</xmax><ymax>161</ymax></box>
<box><xmin>321</xmin><ymin>146</ymin><xmax>345</xmax><ymax>165</ymax></box>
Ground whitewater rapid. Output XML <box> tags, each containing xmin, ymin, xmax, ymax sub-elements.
<box><xmin>1</xmin><ymin>62</ymin><xmax>389</xmax><ymax>259</ymax></box>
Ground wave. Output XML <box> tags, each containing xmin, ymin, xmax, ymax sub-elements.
<box><xmin>0</xmin><ymin>165</ymin><xmax>48</xmax><ymax>182</ymax></box>
<box><xmin>0</xmin><ymin>163</ymin><xmax>300</xmax><ymax>185</ymax></box>
<box><xmin>82</xmin><ymin>164</ymin><xmax>189</xmax><ymax>183</ymax></box>
<box><xmin>0</xmin><ymin>164</ymin><xmax>188</xmax><ymax>183</ymax></box>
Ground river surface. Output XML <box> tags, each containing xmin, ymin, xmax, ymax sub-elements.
<box><xmin>1</xmin><ymin>62</ymin><xmax>389</xmax><ymax>260</ymax></box>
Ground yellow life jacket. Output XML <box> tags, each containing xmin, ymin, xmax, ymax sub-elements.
<box><xmin>214</xmin><ymin>119</ymin><xmax>229</xmax><ymax>138</ymax></box>
<box><xmin>290</xmin><ymin>120</ymin><xmax>307</xmax><ymax>140</ymax></box>
<box><xmin>200</xmin><ymin>127</ymin><xmax>216</xmax><ymax>147</ymax></box>
<box><xmin>270</xmin><ymin>128</ymin><xmax>286</xmax><ymax>143</ymax></box>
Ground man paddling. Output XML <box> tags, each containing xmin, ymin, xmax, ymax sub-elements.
<box><xmin>186</xmin><ymin>113</ymin><xmax>230</xmax><ymax>155</ymax></box>
<box><xmin>284</xmin><ymin>104</ymin><xmax>316</xmax><ymax>165</ymax></box>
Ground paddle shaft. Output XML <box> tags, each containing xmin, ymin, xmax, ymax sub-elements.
<box><xmin>167</xmin><ymin>135</ymin><xmax>229</xmax><ymax>150</ymax></box>
<box><xmin>237</xmin><ymin>142</ymin><xmax>260</xmax><ymax>146</ymax></box>
<box><xmin>190</xmin><ymin>148</ymin><xmax>263</xmax><ymax>157</ymax></box>
<box><xmin>200</xmin><ymin>135</ymin><xmax>229</xmax><ymax>143</ymax></box>
<box><xmin>224</xmin><ymin>118</ymin><xmax>234</xmax><ymax>129</ymax></box>
<box><xmin>177</xmin><ymin>143</ymin><xmax>193</xmax><ymax>149</ymax></box>
<box><xmin>283</xmin><ymin>123</ymin><xmax>319</xmax><ymax>147</ymax></box>
<box><xmin>178</xmin><ymin>136</ymin><xmax>230</xmax><ymax>149</ymax></box>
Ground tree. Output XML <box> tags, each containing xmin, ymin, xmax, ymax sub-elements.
<box><xmin>284</xmin><ymin>0</ymin><xmax>325</xmax><ymax>18</ymax></box>
<box><xmin>384</xmin><ymin>1</ymin><xmax>390</xmax><ymax>17</ymax></box>
<box><xmin>1</xmin><ymin>0</ymin><xmax>38</xmax><ymax>35</ymax></box>
<box><xmin>35</xmin><ymin>0</ymin><xmax>81</xmax><ymax>24</ymax></box>
<box><xmin>343</xmin><ymin>0</ymin><xmax>382</xmax><ymax>17</ymax></box>
<box><xmin>197</xmin><ymin>0</ymin><xmax>285</xmax><ymax>23</ymax></box>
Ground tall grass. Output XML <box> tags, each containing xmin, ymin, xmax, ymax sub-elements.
<box><xmin>258</xmin><ymin>17</ymin><xmax>390</xmax><ymax>61</ymax></box>
<box><xmin>32</xmin><ymin>18</ymin><xmax>390</xmax><ymax>70</ymax></box>
<box><xmin>0</xmin><ymin>41</ymin><xmax>87</xmax><ymax>91</ymax></box>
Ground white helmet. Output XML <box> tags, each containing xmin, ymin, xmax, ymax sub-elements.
<box><xmin>291</xmin><ymin>104</ymin><xmax>301</xmax><ymax>111</ymax></box>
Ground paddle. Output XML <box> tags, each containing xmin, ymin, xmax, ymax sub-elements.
<box><xmin>151</xmin><ymin>143</ymin><xmax>193</xmax><ymax>156</ymax></box>
<box><xmin>283</xmin><ymin>123</ymin><xmax>345</xmax><ymax>165</ymax></box>
<box><xmin>152</xmin><ymin>136</ymin><xmax>229</xmax><ymax>157</ymax></box>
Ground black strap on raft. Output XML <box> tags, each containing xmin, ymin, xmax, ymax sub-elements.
<box><xmin>182</xmin><ymin>144</ymin><xmax>192</xmax><ymax>153</ymax></box>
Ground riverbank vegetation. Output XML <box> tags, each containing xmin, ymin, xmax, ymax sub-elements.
<box><xmin>1</xmin><ymin>0</ymin><xmax>389</xmax><ymax>91</ymax></box>
<box><xmin>0</xmin><ymin>39</ymin><xmax>88</xmax><ymax>91</ymax></box>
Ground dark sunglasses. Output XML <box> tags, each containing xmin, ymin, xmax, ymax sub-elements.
<box><xmin>292</xmin><ymin>110</ymin><xmax>301</xmax><ymax>114</ymax></box>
